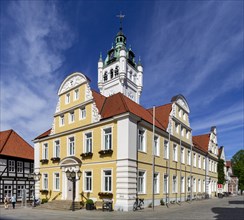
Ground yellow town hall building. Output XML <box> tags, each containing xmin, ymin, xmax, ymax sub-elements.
<box><xmin>33</xmin><ymin>25</ymin><xmax>218</xmax><ymax>211</ymax></box>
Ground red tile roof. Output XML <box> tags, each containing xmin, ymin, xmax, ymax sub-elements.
<box><xmin>34</xmin><ymin>129</ymin><xmax>51</xmax><ymax>140</ymax></box>
<box><xmin>193</xmin><ymin>134</ymin><xmax>210</xmax><ymax>153</ymax></box>
<box><xmin>0</xmin><ymin>129</ymin><xmax>34</xmax><ymax>160</ymax></box>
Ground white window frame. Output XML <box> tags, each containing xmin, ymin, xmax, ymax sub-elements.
<box><xmin>84</xmin><ymin>132</ymin><xmax>92</xmax><ymax>153</ymax></box>
<box><xmin>74</xmin><ymin>89</ymin><xmax>79</xmax><ymax>101</ymax></box>
<box><xmin>154</xmin><ymin>172</ymin><xmax>159</xmax><ymax>194</ymax></box>
<box><xmin>164</xmin><ymin>140</ymin><xmax>169</xmax><ymax>159</ymax></box>
<box><xmin>154</xmin><ymin>135</ymin><xmax>159</xmax><ymax>156</ymax></box>
<box><xmin>203</xmin><ymin>157</ymin><xmax>206</xmax><ymax>170</ymax></box>
<box><xmin>186</xmin><ymin>130</ymin><xmax>190</xmax><ymax>139</ymax></box>
<box><xmin>103</xmin><ymin>127</ymin><xmax>112</xmax><ymax>150</ymax></box>
<box><xmin>84</xmin><ymin>171</ymin><xmax>92</xmax><ymax>192</ymax></box>
<box><xmin>42</xmin><ymin>143</ymin><xmax>48</xmax><ymax>159</ymax></box>
<box><xmin>17</xmin><ymin>185</ymin><xmax>25</xmax><ymax>198</ymax></box>
<box><xmin>181</xmin><ymin>127</ymin><xmax>184</xmax><ymax>137</ymax></box>
<box><xmin>179</xmin><ymin>108</ymin><xmax>182</xmax><ymax>117</ymax></box>
<box><xmin>59</xmin><ymin>115</ymin><xmax>64</xmax><ymax>126</ymax></box>
<box><xmin>187</xmin><ymin>150</ymin><xmax>191</xmax><ymax>165</ymax></box>
<box><xmin>9</xmin><ymin>160</ymin><xmax>15</xmax><ymax>172</ymax></box>
<box><xmin>193</xmin><ymin>178</ymin><xmax>196</xmax><ymax>193</ymax></box>
<box><xmin>173</xmin><ymin>144</ymin><xmax>178</xmax><ymax>162</ymax></box>
<box><xmin>138</xmin><ymin>170</ymin><xmax>146</xmax><ymax>194</ymax></box>
<box><xmin>17</xmin><ymin>161</ymin><xmax>23</xmax><ymax>173</ymax></box>
<box><xmin>69</xmin><ymin>111</ymin><xmax>75</xmax><ymax>123</ymax></box>
<box><xmin>65</xmin><ymin>93</ymin><xmax>70</xmax><ymax>104</ymax></box>
<box><xmin>198</xmin><ymin>155</ymin><xmax>201</xmax><ymax>169</ymax></box>
<box><xmin>138</xmin><ymin>128</ymin><xmax>146</xmax><ymax>152</ymax></box>
<box><xmin>175</xmin><ymin>122</ymin><xmax>179</xmax><ymax>133</ymax></box>
<box><xmin>181</xmin><ymin>147</ymin><xmax>185</xmax><ymax>164</ymax></box>
<box><xmin>67</xmin><ymin>136</ymin><xmax>75</xmax><ymax>156</ymax></box>
<box><xmin>198</xmin><ymin>179</ymin><xmax>201</xmax><ymax>192</ymax></box>
<box><xmin>193</xmin><ymin>153</ymin><xmax>196</xmax><ymax>167</ymax></box>
<box><xmin>80</xmin><ymin>107</ymin><xmax>86</xmax><ymax>120</ymax></box>
<box><xmin>183</xmin><ymin>112</ymin><xmax>186</xmax><ymax>121</ymax></box>
<box><xmin>54</xmin><ymin>140</ymin><xmax>60</xmax><ymax>158</ymax></box>
<box><xmin>102</xmin><ymin>169</ymin><xmax>112</xmax><ymax>192</ymax></box>
<box><xmin>53</xmin><ymin>172</ymin><xmax>60</xmax><ymax>191</ymax></box>
<box><xmin>203</xmin><ymin>180</ymin><xmax>205</xmax><ymax>192</ymax></box>
<box><xmin>163</xmin><ymin>174</ymin><xmax>169</xmax><ymax>194</ymax></box>
<box><xmin>43</xmin><ymin>173</ymin><xmax>48</xmax><ymax>190</ymax></box>
<box><xmin>181</xmin><ymin>176</ymin><xmax>185</xmax><ymax>193</ymax></box>
<box><xmin>187</xmin><ymin>177</ymin><xmax>191</xmax><ymax>192</ymax></box>
<box><xmin>172</xmin><ymin>175</ymin><xmax>177</xmax><ymax>193</ymax></box>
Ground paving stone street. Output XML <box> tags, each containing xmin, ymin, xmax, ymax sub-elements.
<box><xmin>0</xmin><ymin>195</ymin><xmax>243</xmax><ymax>220</ymax></box>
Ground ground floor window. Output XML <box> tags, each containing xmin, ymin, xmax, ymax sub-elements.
<box><xmin>17</xmin><ymin>185</ymin><xmax>25</xmax><ymax>198</ymax></box>
<box><xmin>54</xmin><ymin>173</ymin><xmax>60</xmax><ymax>191</ymax></box>
<box><xmin>4</xmin><ymin>185</ymin><xmax>12</xmax><ymax>197</ymax></box>
<box><xmin>181</xmin><ymin>176</ymin><xmax>185</xmax><ymax>193</ymax></box>
<box><xmin>154</xmin><ymin>173</ymin><xmax>159</xmax><ymax>194</ymax></box>
<box><xmin>172</xmin><ymin>175</ymin><xmax>177</xmax><ymax>193</ymax></box>
<box><xmin>103</xmin><ymin>170</ymin><xmax>112</xmax><ymax>192</ymax></box>
<box><xmin>138</xmin><ymin>171</ymin><xmax>146</xmax><ymax>194</ymax></box>
<box><xmin>163</xmin><ymin>174</ymin><xmax>169</xmax><ymax>193</ymax></box>
<box><xmin>84</xmin><ymin>171</ymin><xmax>92</xmax><ymax>192</ymax></box>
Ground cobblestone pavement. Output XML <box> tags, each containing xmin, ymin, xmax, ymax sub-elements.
<box><xmin>0</xmin><ymin>195</ymin><xmax>243</xmax><ymax>220</ymax></box>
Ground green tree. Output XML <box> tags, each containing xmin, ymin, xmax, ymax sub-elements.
<box><xmin>217</xmin><ymin>158</ymin><xmax>225</xmax><ymax>184</ymax></box>
<box><xmin>231</xmin><ymin>150</ymin><xmax>244</xmax><ymax>193</ymax></box>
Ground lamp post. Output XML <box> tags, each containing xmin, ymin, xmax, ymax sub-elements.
<box><xmin>65</xmin><ymin>170</ymin><xmax>82</xmax><ymax>211</ymax></box>
<box><xmin>28</xmin><ymin>172</ymin><xmax>41</xmax><ymax>207</ymax></box>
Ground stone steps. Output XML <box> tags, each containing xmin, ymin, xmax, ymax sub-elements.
<box><xmin>37</xmin><ymin>200</ymin><xmax>83</xmax><ymax>211</ymax></box>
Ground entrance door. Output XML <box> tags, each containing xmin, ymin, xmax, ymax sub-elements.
<box><xmin>67</xmin><ymin>179</ymin><xmax>73</xmax><ymax>200</ymax></box>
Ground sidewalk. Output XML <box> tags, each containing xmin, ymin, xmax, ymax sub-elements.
<box><xmin>0</xmin><ymin>195</ymin><xmax>243</xmax><ymax>220</ymax></box>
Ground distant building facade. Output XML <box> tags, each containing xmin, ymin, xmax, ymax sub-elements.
<box><xmin>0</xmin><ymin>129</ymin><xmax>34</xmax><ymax>202</ymax></box>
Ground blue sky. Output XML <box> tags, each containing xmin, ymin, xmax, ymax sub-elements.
<box><xmin>1</xmin><ymin>0</ymin><xmax>243</xmax><ymax>160</ymax></box>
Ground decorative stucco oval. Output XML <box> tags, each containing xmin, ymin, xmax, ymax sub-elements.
<box><xmin>59</xmin><ymin>156</ymin><xmax>82</xmax><ymax>167</ymax></box>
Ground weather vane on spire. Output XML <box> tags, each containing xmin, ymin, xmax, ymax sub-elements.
<box><xmin>116</xmin><ymin>12</ymin><xmax>125</xmax><ymax>31</ymax></box>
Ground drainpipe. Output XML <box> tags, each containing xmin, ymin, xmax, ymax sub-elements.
<box><xmin>190</xmin><ymin>143</ymin><xmax>193</xmax><ymax>202</ymax></box>
<box><xmin>152</xmin><ymin>106</ymin><xmax>155</xmax><ymax>211</ymax></box>
<box><xmin>179</xmin><ymin>123</ymin><xmax>182</xmax><ymax>203</ymax></box>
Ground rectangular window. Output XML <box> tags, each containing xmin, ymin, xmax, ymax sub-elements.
<box><xmin>164</xmin><ymin>140</ymin><xmax>169</xmax><ymax>159</ymax></box>
<box><xmin>65</xmin><ymin>93</ymin><xmax>70</xmax><ymax>104</ymax></box>
<box><xmin>4</xmin><ymin>185</ymin><xmax>12</xmax><ymax>197</ymax></box>
<box><xmin>59</xmin><ymin>115</ymin><xmax>64</xmax><ymax>126</ymax></box>
<box><xmin>175</xmin><ymin>123</ymin><xmax>179</xmax><ymax>133</ymax></box>
<box><xmin>187</xmin><ymin>177</ymin><xmax>191</xmax><ymax>192</ymax></box>
<box><xmin>181</xmin><ymin>127</ymin><xmax>184</xmax><ymax>137</ymax></box>
<box><xmin>69</xmin><ymin>111</ymin><xmax>75</xmax><ymax>123</ymax></box>
<box><xmin>186</xmin><ymin>131</ymin><xmax>190</xmax><ymax>139</ymax></box>
<box><xmin>203</xmin><ymin>157</ymin><xmax>206</xmax><ymax>170</ymax></box>
<box><xmin>154</xmin><ymin>173</ymin><xmax>159</xmax><ymax>194</ymax></box>
<box><xmin>198</xmin><ymin>179</ymin><xmax>201</xmax><ymax>192</ymax></box>
<box><xmin>193</xmin><ymin>153</ymin><xmax>196</xmax><ymax>167</ymax></box>
<box><xmin>54</xmin><ymin>173</ymin><xmax>60</xmax><ymax>191</ymax></box>
<box><xmin>9</xmin><ymin>160</ymin><xmax>15</xmax><ymax>172</ymax></box>
<box><xmin>138</xmin><ymin>129</ymin><xmax>145</xmax><ymax>151</ymax></box>
<box><xmin>178</xmin><ymin>108</ymin><xmax>182</xmax><ymax>117</ymax></box>
<box><xmin>172</xmin><ymin>176</ymin><xmax>177</xmax><ymax>193</ymax></box>
<box><xmin>181</xmin><ymin>147</ymin><xmax>185</xmax><ymax>163</ymax></box>
<box><xmin>203</xmin><ymin>180</ymin><xmax>205</xmax><ymax>192</ymax></box>
<box><xmin>163</xmin><ymin>174</ymin><xmax>169</xmax><ymax>193</ymax></box>
<box><xmin>104</xmin><ymin>128</ymin><xmax>112</xmax><ymax>150</ymax></box>
<box><xmin>193</xmin><ymin>178</ymin><xmax>196</xmax><ymax>193</ymax></box>
<box><xmin>183</xmin><ymin>112</ymin><xmax>186</xmax><ymax>120</ymax></box>
<box><xmin>43</xmin><ymin>173</ymin><xmax>48</xmax><ymax>190</ymax></box>
<box><xmin>80</xmin><ymin>107</ymin><xmax>86</xmax><ymax>119</ymax></box>
<box><xmin>181</xmin><ymin>176</ymin><xmax>185</xmax><ymax>193</ymax></box>
<box><xmin>103</xmin><ymin>170</ymin><xmax>112</xmax><ymax>192</ymax></box>
<box><xmin>17</xmin><ymin>185</ymin><xmax>25</xmax><ymax>198</ymax></box>
<box><xmin>209</xmin><ymin>160</ymin><xmax>211</xmax><ymax>171</ymax></box>
<box><xmin>43</xmin><ymin>143</ymin><xmax>48</xmax><ymax>159</ymax></box>
<box><xmin>17</xmin><ymin>161</ymin><xmax>23</xmax><ymax>173</ymax></box>
<box><xmin>187</xmin><ymin>150</ymin><xmax>191</xmax><ymax>165</ymax></box>
<box><xmin>173</xmin><ymin>144</ymin><xmax>178</xmax><ymax>161</ymax></box>
<box><xmin>138</xmin><ymin>171</ymin><xmax>145</xmax><ymax>194</ymax></box>
<box><xmin>68</xmin><ymin>137</ymin><xmax>75</xmax><ymax>155</ymax></box>
<box><xmin>198</xmin><ymin>155</ymin><xmax>201</xmax><ymax>169</ymax></box>
<box><xmin>54</xmin><ymin>140</ymin><xmax>60</xmax><ymax>158</ymax></box>
<box><xmin>85</xmin><ymin>132</ymin><xmax>92</xmax><ymax>153</ymax></box>
<box><xmin>30</xmin><ymin>163</ymin><xmax>34</xmax><ymax>173</ymax></box>
<box><xmin>74</xmin><ymin>89</ymin><xmax>79</xmax><ymax>100</ymax></box>
<box><xmin>154</xmin><ymin>136</ymin><xmax>159</xmax><ymax>156</ymax></box>
<box><xmin>85</xmin><ymin>171</ymin><xmax>92</xmax><ymax>192</ymax></box>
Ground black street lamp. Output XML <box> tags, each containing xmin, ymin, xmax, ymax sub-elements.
<box><xmin>65</xmin><ymin>170</ymin><xmax>82</xmax><ymax>211</ymax></box>
<box><xmin>28</xmin><ymin>172</ymin><xmax>41</xmax><ymax>207</ymax></box>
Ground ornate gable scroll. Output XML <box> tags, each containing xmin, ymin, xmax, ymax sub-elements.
<box><xmin>92</xmin><ymin>102</ymin><xmax>101</xmax><ymax>123</ymax></box>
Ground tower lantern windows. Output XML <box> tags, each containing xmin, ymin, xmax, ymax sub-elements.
<box><xmin>115</xmin><ymin>66</ymin><xmax>119</xmax><ymax>76</ymax></box>
<box><xmin>104</xmin><ymin>72</ymin><xmax>108</xmax><ymax>82</ymax></box>
<box><xmin>110</xmin><ymin>69</ymin><xmax>114</xmax><ymax>79</ymax></box>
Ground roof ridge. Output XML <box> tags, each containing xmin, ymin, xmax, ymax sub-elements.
<box><xmin>193</xmin><ymin>133</ymin><xmax>210</xmax><ymax>138</ymax></box>
<box><xmin>147</xmin><ymin>103</ymin><xmax>172</xmax><ymax>111</ymax></box>
<box><xmin>100</xmin><ymin>96</ymin><xmax>108</xmax><ymax>116</ymax></box>
<box><xmin>119</xmin><ymin>93</ymin><xmax>129</xmax><ymax>112</ymax></box>
<box><xmin>12</xmin><ymin>130</ymin><xmax>33</xmax><ymax>150</ymax></box>
<box><xmin>0</xmin><ymin>129</ymin><xmax>13</xmax><ymax>153</ymax></box>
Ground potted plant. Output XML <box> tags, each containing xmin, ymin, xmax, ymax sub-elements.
<box><xmin>86</xmin><ymin>199</ymin><xmax>94</xmax><ymax>210</ymax></box>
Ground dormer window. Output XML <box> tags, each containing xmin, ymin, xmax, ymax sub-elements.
<box><xmin>65</xmin><ymin>93</ymin><xmax>70</xmax><ymax>104</ymax></box>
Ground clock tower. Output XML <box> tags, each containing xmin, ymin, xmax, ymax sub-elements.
<box><xmin>97</xmin><ymin>15</ymin><xmax>143</xmax><ymax>104</ymax></box>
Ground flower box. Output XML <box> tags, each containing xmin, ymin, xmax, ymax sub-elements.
<box><xmin>51</xmin><ymin>157</ymin><xmax>60</xmax><ymax>162</ymax></box>
<box><xmin>80</xmin><ymin>152</ymin><xmax>93</xmax><ymax>157</ymax></box>
<box><xmin>98</xmin><ymin>149</ymin><xmax>113</xmax><ymax>155</ymax></box>
<box><xmin>40</xmin><ymin>159</ymin><xmax>48</xmax><ymax>163</ymax></box>
<box><xmin>40</xmin><ymin>190</ymin><xmax>48</xmax><ymax>194</ymax></box>
<box><xmin>98</xmin><ymin>192</ymin><xmax>113</xmax><ymax>197</ymax></box>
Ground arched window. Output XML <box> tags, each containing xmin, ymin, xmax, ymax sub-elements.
<box><xmin>129</xmin><ymin>71</ymin><xmax>132</xmax><ymax>80</ymax></box>
<box><xmin>115</xmin><ymin>66</ymin><xmax>119</xmax><ymax>76</ymax></box>
<box><xmin>104</xmin><ymin>72</ymin><xmax>108</xmax><ymax>82</ymax></box>
<box><xmin>110</xmin><ymin>69</ymin><xmax>114</xmax><ymax>79</ymax></box>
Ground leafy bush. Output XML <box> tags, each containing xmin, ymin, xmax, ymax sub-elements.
<box><xmin>86</xmin><ymin>199</ymin><xmax>94</xmax><ymax>205</ymax></box>
<box><xmin>160</xmin><ymin>199</ymin><xmax>165</xmax><ymax>205</ymax></box>
<box><xmin>41</xmin><ymin>198</ymin><xmax>48</xmax><ymax>204</ymax></box>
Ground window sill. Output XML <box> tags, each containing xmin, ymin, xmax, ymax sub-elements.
<box><xmin>138</xmin><ymin>150</ymin><xmax>147</xmax><ymax>154</ymax></box>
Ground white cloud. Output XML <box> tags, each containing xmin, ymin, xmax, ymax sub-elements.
<box><xmin>0</xmin><ymin>1</ymin><xmax>75</xmax><ymax>144</ymax></box>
